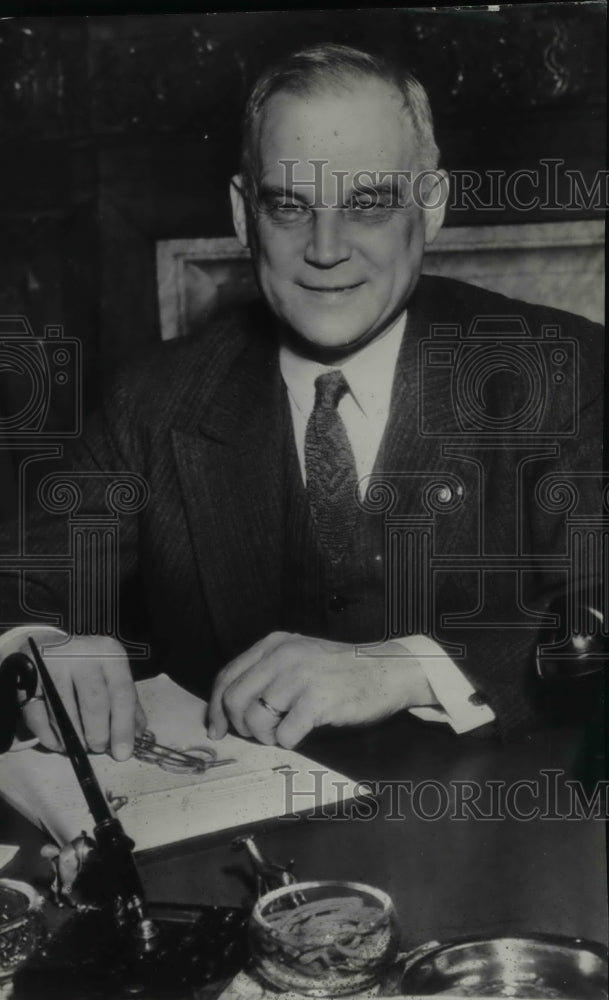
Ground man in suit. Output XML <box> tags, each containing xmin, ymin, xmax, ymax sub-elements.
<box><xmin>1</xmin><ymin>44</ymin><xmax>603</xmax><ymax>758</ymax></box>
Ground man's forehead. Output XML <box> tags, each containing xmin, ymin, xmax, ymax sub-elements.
<box><xmin>256</xmin><ymin>77</ymin><xmax>418</xmax><ymax>180</ymax></box>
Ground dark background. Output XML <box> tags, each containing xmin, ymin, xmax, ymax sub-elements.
<box><xmin>0</xmin><ymin>6</ymin><xmax>605</xmax><ymax>407</ymax></box>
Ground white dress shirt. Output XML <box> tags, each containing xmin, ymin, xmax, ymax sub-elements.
<box><xmin>279</xmin><ymin>312</ymin><xmax>495</xmax><ymax>734</ymax></box>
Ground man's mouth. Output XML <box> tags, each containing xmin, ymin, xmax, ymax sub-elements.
<box><xmin>299</xmin><ymin>282</ymin><xmax>364</xmax><ymax>293</ymax></box>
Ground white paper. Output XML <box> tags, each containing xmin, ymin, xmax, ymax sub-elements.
<box><xmin>0</xmin><ymin>675</ymin><xmax>360</xmax><ymax>852</ymax></box>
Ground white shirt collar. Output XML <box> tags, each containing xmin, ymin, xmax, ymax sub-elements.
<box><xmin>279</xmin><ymin>312</ymin><xmax>406</xmax><ymax>419</ymax></box>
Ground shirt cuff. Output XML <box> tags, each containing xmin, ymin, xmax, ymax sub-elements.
<box><xmin>0</xmin><ymin>625</ymin><xmax>68</xmax><ymax>662</ymax></box>
<box><xmin>393</xmin><ymin>634</ymin><xmax>496</xmax><ymax>734</ymax></box>
<box><xmin>0</xmin><ymin>626</ymin><xmax>68</xmax><ymax>751</ymax></box>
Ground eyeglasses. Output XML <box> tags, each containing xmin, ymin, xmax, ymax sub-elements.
<box><xmin>132</xmin><ymin>730</ymin><xmax>236</xmax><ymax>774</ymax></box>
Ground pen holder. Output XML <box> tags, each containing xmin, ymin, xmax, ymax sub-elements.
<box><xmin>13</xmin><ymin>902</ymin><xmax>249</xmax><ymax>999</ymax></box>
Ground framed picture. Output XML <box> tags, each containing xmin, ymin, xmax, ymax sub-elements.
<box><xmin>156</xmin><ymin>237</ymin><xmax>255</xmax><ymax>342</ymax></box>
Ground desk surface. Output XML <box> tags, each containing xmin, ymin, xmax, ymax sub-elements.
<box><xmin>2</xmin><ymin>714</ymin><xmax>607</xmax><ymax>954</ymax></box>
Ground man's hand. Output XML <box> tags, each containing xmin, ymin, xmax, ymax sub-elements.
<box><xmin>20</xmin><ymin>635</ymin><xmax>146</xmax><ymax>761</ymax></box>
<box><xmin>207</xmin><ymin>631</ymin><xmax>435</xmax><ymax>748</ymax></box>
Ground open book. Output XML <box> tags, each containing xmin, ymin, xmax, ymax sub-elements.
<box><xmin>0</xmin><ymin>675</ymin><xmax>360</xmax><ymax>852</ymax></box>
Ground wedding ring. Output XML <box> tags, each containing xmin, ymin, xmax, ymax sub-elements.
<box><xmin>257</xmin><ymin>695</ymin><xmax>288</xmax><ymax>720</ymax></box>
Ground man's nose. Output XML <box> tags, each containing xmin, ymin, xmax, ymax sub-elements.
<box><xmin>304</xmin><ymin>209</ymin><xmax>352</xmax><ymax>267</ymax></box>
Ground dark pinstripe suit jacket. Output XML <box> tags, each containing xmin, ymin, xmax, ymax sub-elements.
<box><xmin>1</xmin><ymin>276</ymin><xmax>603</xmax><ymax>739</ymax></box>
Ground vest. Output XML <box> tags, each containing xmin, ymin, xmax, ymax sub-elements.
<box><xmin>281</xmin><ymin>430</ymin><xmax>388</xmax><ymax>645</ymax></box>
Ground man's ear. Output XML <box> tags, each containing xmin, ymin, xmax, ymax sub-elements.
<box><xmin>422</xmin><ymin>168</ymin><xmax>449</xmax><ymax>247</ymax></box>
<box><xmin>230</xmin><ymin>175</ymin><xmax>249</xmax><ymax>248</ymax></box>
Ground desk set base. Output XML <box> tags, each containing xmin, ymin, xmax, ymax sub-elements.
<box><xmin>12</xmin><ymin>902</ymin><xmax>249</xmax><ymax>1000</ymax></box>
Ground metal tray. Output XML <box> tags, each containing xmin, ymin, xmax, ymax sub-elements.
<box><xmin>400</xmin><ymin>934</ymin><xmax>608</xmax><ymax>998</ymax></box>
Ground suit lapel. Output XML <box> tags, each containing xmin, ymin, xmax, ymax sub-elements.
<box><xmin>172</xmin><ymin>332</ymin><xmax>288</xmax><ymax>661</ymax></box>
<box><xmin>380</xmin><ymin>297</ymin><xmax>432</xmax><ymax>485</ymax></box>
<box><xmin>378</xmin><ymin>280</ymin><xmax>474</xmax><ymax>559</ymax></box>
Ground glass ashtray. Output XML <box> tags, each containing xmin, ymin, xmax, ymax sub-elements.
<box><xmin>0</xmin><ymin>879</ymin><xmax>45</xmax><ymax>987</ymax></box>
<box><xmin>249</xmin><ymin>880</ymin><xmax>399</xmax><ymax>997</ymax></box>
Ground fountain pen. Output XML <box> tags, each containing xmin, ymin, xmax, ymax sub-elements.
<box><xmin>27</xmin><ymin>637</ymin><xmax>154</xmax><ymax>937</ymax></box>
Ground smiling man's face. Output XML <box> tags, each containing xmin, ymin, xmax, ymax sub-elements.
<box><xmin>231</xmin><ymin>75</ymin><xmax>446</xmax><ymax>358</ymax></box>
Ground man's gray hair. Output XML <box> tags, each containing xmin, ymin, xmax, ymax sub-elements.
<box><xmin>240</xmin><ymin>42</ymin><xmax>440</xmax><ymax>201</ymax></box>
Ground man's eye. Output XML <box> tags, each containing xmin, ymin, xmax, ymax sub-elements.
<box><xmin>264</xmin><ymin>201</ymin><xmax>310</xmax><ymax>220</ymax></box>
<box><xmin>343</xmin><ymin>197</ymin><xmax>395</xmax><ymax>224</ymax></box>
<box><xmin>346</xmin><ymin>194</ymin><xmax>398</xmax><ymax>215</ymax></box>
<box><xmin>348</xmin><ymin>195</ymin><xmax>377</xmax><ymax>210</ymax></box>
<box><xmin>277</xmin><ymin>202</ymin><xmax>306</xmax><ymax>213</ymax></box>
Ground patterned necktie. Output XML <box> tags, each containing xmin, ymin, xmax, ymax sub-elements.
<box><xmin>304</xmin><ymin>370</ymin><xmax>359</xmax><ymax>561</ymax></box>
